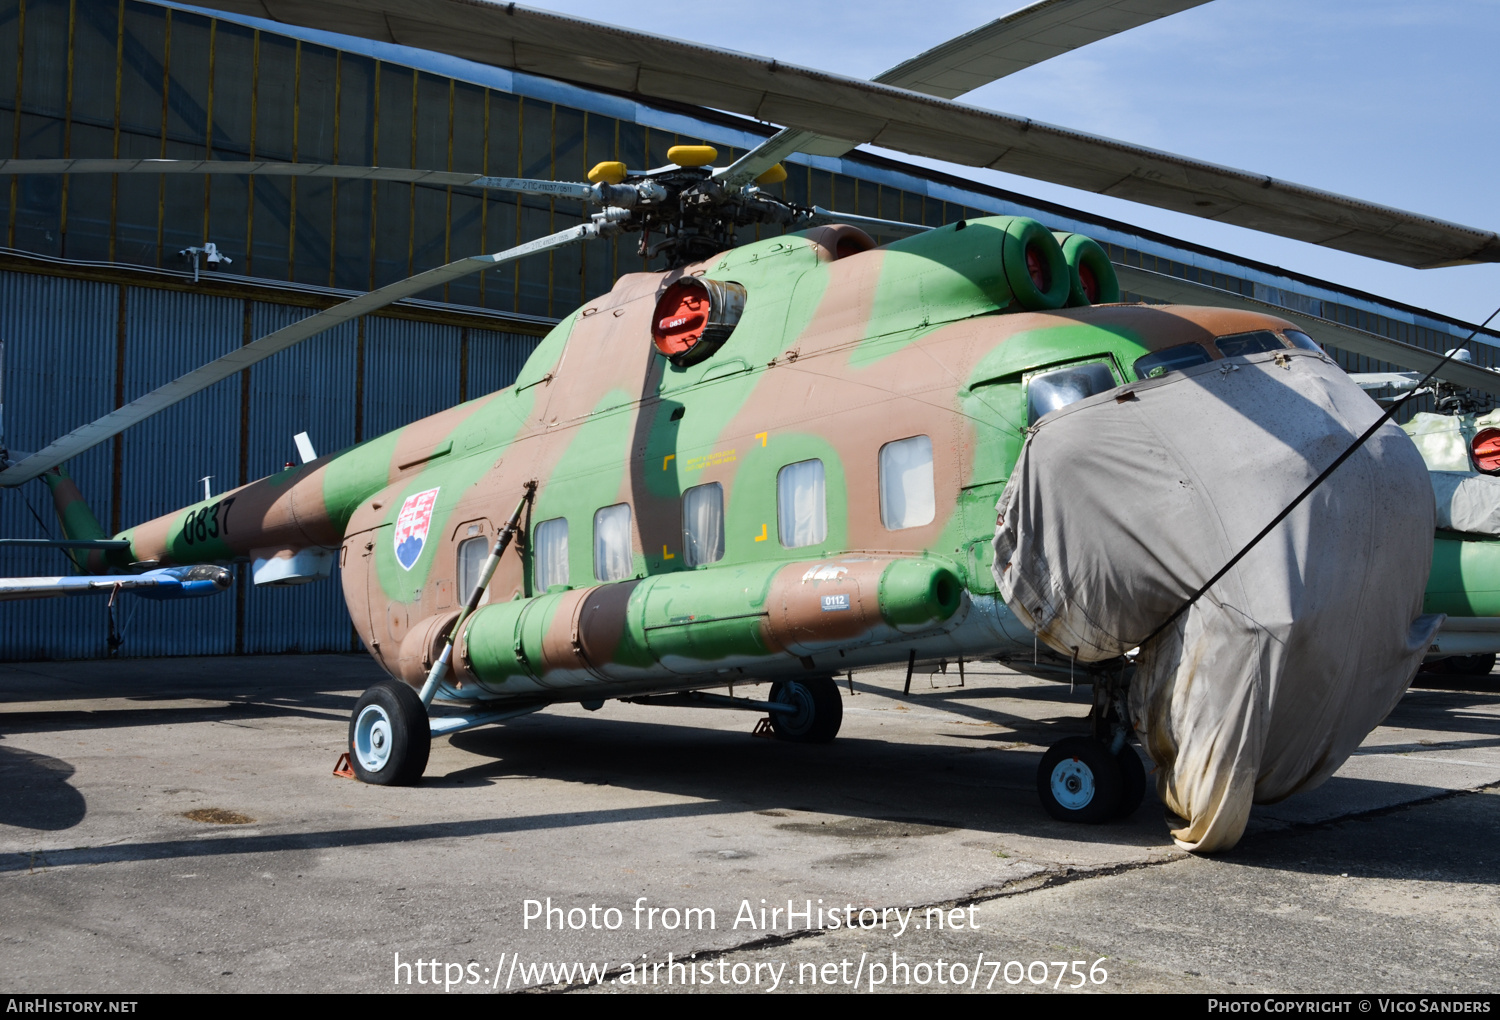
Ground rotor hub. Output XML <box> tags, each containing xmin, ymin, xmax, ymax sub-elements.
<box><xmin>597</xmin><ymin>166</ymin><xmax>807</xmax><ymax>268</ymax></box>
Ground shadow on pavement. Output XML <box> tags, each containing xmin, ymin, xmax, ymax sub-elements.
<box><xmin>1230</xmin><ymin>785</ymin><xmax>1499</xmax><ymax>886</ymax></box>
<box><xmin>0</xmin><ymin>742</ymin><xmax>86</xmax><ymax>831</ymax></box>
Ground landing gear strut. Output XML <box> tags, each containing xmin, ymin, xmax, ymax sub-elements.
<box><xmin>345</xmin><ymin>483</ymin><xmax>535</xmax><ymax>786</ymax></box>
<box><xmin>1036</xmin><ymin>667</ymin><xmax>1147</xmax><ymax>823</ymax></box>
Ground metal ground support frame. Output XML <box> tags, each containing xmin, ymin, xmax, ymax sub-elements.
<box><xmin>903</xmin><ymin>653</ymin><xmax>967</xmax><ymax>694</ymax></box>
<box><xmin>427</xmin><ymin>703</ymin><xmax>546</xmax><ymax>737</ymax></box>
<box><xmin>925</xmin><ymin>657</ymin><xmax>967</xmax><ymax>689</ymax></box>
<box><xmin>621</xmin><ymin>690</ymin><xmax>799</xmax><ymax>714</ymax></box>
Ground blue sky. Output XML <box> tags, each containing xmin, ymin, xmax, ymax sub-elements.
<box><xmin>523</xmin><ymin>0</ymin><xmax>1500</xmax><ymax>325</ymax></box>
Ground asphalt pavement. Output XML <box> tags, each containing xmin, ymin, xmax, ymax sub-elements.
<box><xmin>1</xmin><ymin>654</ymin><xmax>1495</xmax><ymax>994</ymax></box>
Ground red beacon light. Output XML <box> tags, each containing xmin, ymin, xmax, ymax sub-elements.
<box><xmin>650</xmin><ymin>277</ymin><xmax>747</xmax><ymax>366</ymax></box>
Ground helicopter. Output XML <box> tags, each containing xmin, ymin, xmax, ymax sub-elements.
<box><xmin>0</xmin><ymin>0</ymin><xmax>1496</xmax><ymax>852</ymax></box>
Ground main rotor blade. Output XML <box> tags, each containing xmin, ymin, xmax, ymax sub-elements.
<box><xmin>0</xmin><ymin>222</ymin><xmax>603</xmax><ymax>487</ymax></box>
<box><xmin>184</xmin><ymin>1</ymin><xmax>1496</xmax><ymax>267</ymax></box>
<box><xmin>720</xmin><ymin>0</ymin><xmax>1212</xmax><ymax>185</ymax></box>
<box><xmin>1113</xmin><ymin>263</ymin><xmax>1500</xmax><ymax>395</ymax></box>
<box><xmin>804</xmin><ymin>207</ymin><xmax>932</xmax><ymax>238</ymax></box>
<box><xmin>0</xmin><ymin>159</ymin><xmax>597</xmax><ymax>200</ymax></box>
<box><xmin>880</xmin><ymin>0</ymin><xmax>1214</xmax><ymax>100</ymax></box>
<box><xmin>1347</xmin><ymin>372</ymin><xmax>1423</xmax><ymax>392</ymax></box>
<box><xmin>718</xmin><ymin>130</ymin><xmax>824</xmax><ymax>189</ymax></box>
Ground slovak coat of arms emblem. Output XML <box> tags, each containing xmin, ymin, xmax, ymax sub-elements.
<box><xmin>393</xmin><ymin>487</ymin><xmax>440</xmax><ymax>570</ymax></box>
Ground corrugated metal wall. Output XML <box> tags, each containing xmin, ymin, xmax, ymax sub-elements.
<box><xmin>0</xmin><ymin>272</ymin><xmax>118</xmax><ymax>659</ymax></box>
<box><xmin>0</xmin><ymin>269</ymin><xmax>541</xmax><ymax>660</ymax></box>
<box><xmin>115</xmin><ymin>287</ymin><xmax>242</xmax><ymax>656</ymax></box>
<box><xmin>240</xmin><ymin>304</ymin><xmax>359</xmax><ymax>655</ymax></box>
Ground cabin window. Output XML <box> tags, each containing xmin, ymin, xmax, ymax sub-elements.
<box><xmin>682</xmin><ymin>482</ymin><xmax>725</xmax><ymax>566</ymax></box>
<box><xmin>778</xmin><ymin>459</ymin><xmax>827</xmax><ymax>548</ymax></box>
<box><xmin>1284</xmin><ymin>330</ymin><xmax>1321</xmax><ymax>351</ymax></box>
<box><xmin>457</xmin><ymin>535</ymin><xmax>488</xmax><ymax>600</ymax></box>
<box><xmin>879</xmin><ymin>435</ymin><xmax>935</xmax><ymax>530</ymax></box>
<box><xmin>1133</xmin><ymin>343</ymin><xmax>1211</xmax><ymax>380</ymax></box>
<box><xmin>593</xmin><ymin>503</ymin><xmax>634</xmax><ymax>582</ymax></box>
<box><xmin>533</xmin><ymin>517</ymin><xmax>569</xmax><ymax>591</ymax></box>
<box><xmin>1025</xmin><ymin>361</ymin><xmax>1118</xmax><ymax>425</ymax></box>
<box><xmin>1215</xmin><ymin>330</ymin><xmax>1285</xmax><ymax>358</ymax></box>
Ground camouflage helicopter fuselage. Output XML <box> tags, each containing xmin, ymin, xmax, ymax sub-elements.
<box><xmin>114</xmin><ymin>217</ymin><xmax>1311</xmax><ymax>705</ymax></box>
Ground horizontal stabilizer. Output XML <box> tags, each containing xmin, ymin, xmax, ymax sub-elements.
<box><xmin>0</xmin><ymin>538</ymin><xmax>132</xmax><ymax>549</ymax></box>
<box><xmin>0</xmin><ymin>564</ymin><xmax>232</xmax><ymax>602</ymax></box>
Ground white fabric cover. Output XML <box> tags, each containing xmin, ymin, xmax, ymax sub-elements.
<box><xmin>593</xmin><ymin>503</ymin><xmax>634</xmax><ymax>582</ymax></box>
<box><xmin>778</xmin><ymin>459</ymin><xmax>827</xmax><ymax>548</ymax></box>
<box><xmin>458</xmin><ymin>535</ymin><xmax>488</xmax><ymax>599</ymax></box>
<box><xmin>1403</xmin><ymin>411</ymin><xmax>1473</xmax><ymax>472</ymax></box>
<box><xmin>879</xmin><ymin>435</ymin><xmax>936</xmax><ymax>529</ymax></box>
<box><xmin>682</xmin><ymin>482</ymin><xmax>725</xmax><ymax>566</ymax></box>
<box><xmin>1429</xmin><ymin>471</ymin><xmax>1500</xmax><ymax>537</ymax></box>
<box><xmin>992</xmin><ymin>351</ymin><xmax>1441</xmax><ymax>852</ymax></box>
<box><xmin>533</xmin><ymin>517</ymin><xmax>569</xmax><ymax>591</ymax></box>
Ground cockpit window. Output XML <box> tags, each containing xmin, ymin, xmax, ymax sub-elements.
<box><xmin>1134</xmin><ymin>343</ymin><xmax>1211</xmax><ymax>381</ymax></box>
<box><xmin>1025</xmin><ymin>361</ymin><xmax>1119</xmax><ymax>425</ymax></box>
<box><xmin>1284</xmin><ymin>330</ymin><xmax>1321</xmax><ymax>351</ymax></box>
<box><xmin>1215</xmin><ymin>330</ymin><xmax>1286</xmax><ymax>358</ymax></box>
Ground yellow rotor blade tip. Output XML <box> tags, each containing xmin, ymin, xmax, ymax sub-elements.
<box><xmin>587</xmin><ymin>161</ymin><xmax>627</xmax><ymax>185</ymax></box>
<box><xmin>667</xmin><ymin>145</ymin><xmax>718</xmax><ymax>168</ymax></box>
<box><xmin>755</xmin><ymin>163</ymin><xmax>788</xmax><ymax>186</ymax></box>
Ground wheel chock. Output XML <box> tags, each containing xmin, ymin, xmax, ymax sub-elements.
<box><xmin>332</xmin><ymin>751</ymin><xmax>356</xmax><ymax>779</ymax></box>
<box><xmin>752</xmin><ymin>717</ymin><xmax>776</xmax><ymax>739</ymax></box>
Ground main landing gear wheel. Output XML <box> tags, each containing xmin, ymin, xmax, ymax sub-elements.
<box><xmin>768</xmin><ymin>676</ymin><xmax>843</xmax><ymax>743</ymax></box>
<box><xmin>348</xmin><ymin>679</ymin><xmax>431</xmax><ymax>785</ymax></box>
<box><xmin>1114</xmin><ymin>744</ymin><xmax>1147</xmax><ymax>819</ymax></box>
<box><xmin>1438</xmin><ymin>653</ymin><xmax>1496</xmax><ymax>676</ymax></box>
<box><xmin>1037</xmin><ymin>737</ymin><xmax>1122</xmax><ymax>824</ymax></box>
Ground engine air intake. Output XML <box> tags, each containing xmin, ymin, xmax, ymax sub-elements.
<box><xmin>651</xmin><ymin>277</ymin><xmax>747</xmax><ymax>366</ymax></box>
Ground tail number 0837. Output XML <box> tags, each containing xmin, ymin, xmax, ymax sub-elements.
<box><xmin>181</xmin><ymin>497</ymin><xmax>236</xmax><ymax>545</ymax></box>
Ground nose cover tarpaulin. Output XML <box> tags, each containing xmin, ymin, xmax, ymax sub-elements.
<box><xmin>992</xmin><ymin>349</ymin><xmax>1440</xmax><ymax>852</ymax></box>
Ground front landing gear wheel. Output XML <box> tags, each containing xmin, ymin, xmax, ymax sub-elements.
<box><xmin>348</xmin><ymin>680</ymin><xmax>431</xmax><ymax>785</ymax></box>
<box><xmin>1037</xmin><ymin>737</ymin><xmax>1122</xmax><ymax>824</ymax></box>
<box><xmin>768</xmin><ymin>677</ymin><xmax>843</xmax><ymax>743</ymax></box>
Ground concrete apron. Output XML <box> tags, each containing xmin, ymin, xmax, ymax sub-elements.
<box><xmin>0</xmin><ymin>655</ymin><xmax>1495</xmax><ymax>993</ymax></box>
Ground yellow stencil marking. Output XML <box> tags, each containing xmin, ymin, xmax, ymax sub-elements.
<box><xmin>662</xmin><ymin>545</ymin><xmax>674</xmax><ymax>560</ymax></box>
<box><xmin>754</xmin><ymin>523</ymin><xmax>768</xmax><ymax>542</ymax></box>
<box><xmin>755</xmin><ymin>431</ymin><xmax>768</xmax><ymax>447</ymax></box>
<box><xmin>679</xmin><ymin>448</ymin><xmax>737</xmax><ymax>473</ymax></box>
<box><xmin>662</xmin><ymin>454</ymin><xmax>675</xmax><ymax>471</ymax></box>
